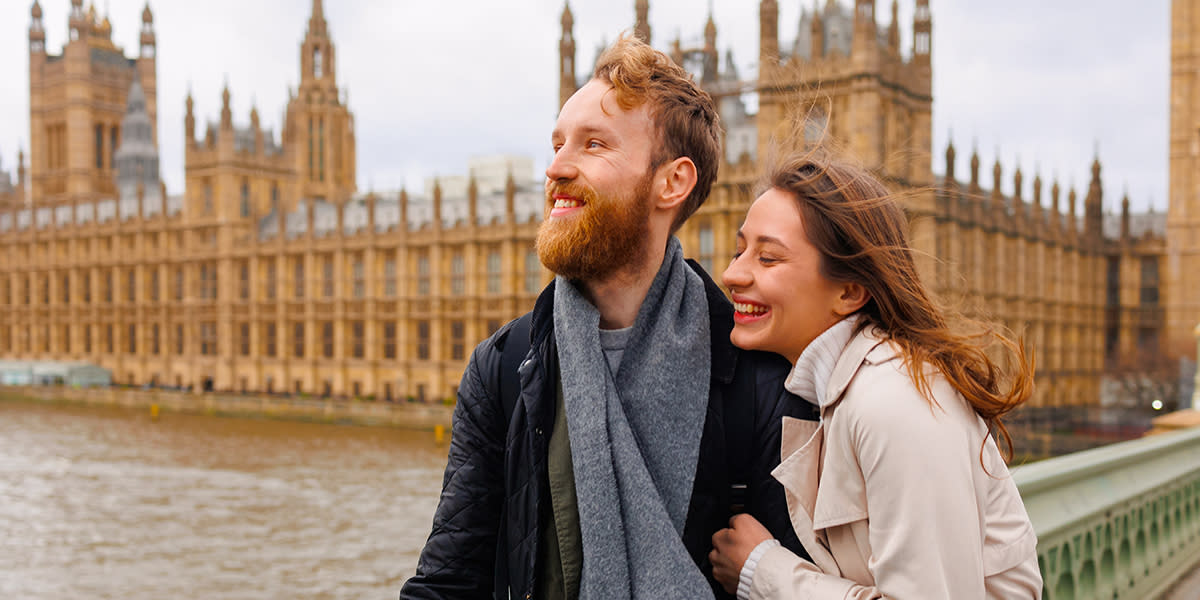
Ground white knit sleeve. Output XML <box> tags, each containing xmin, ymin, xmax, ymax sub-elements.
<box><xmin>736</xmin><ymin>538</ymin><xmax>782</xmax><ymax>600</ymax></box>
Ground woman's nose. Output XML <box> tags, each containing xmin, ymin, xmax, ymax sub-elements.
<box><xmin>722</xmin><ymin>254</ymin><xmax>750</xmax><ymax>289</ymax></box>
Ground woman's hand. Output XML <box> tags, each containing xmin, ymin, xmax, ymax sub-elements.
<box><xmin>709</xmin><ymin>513</ymin><xmax>774</xmax><ymax>594</ymax></box>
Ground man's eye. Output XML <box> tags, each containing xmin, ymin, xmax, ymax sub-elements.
<box><xmin>587</xmin><ymin>140</ymin><xmax>602</xmax><ymax>149</ymax></box>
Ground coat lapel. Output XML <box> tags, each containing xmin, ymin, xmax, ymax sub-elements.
<box><xmin>771</xmin><ymin>416</ymin><xmax>840</xmax><ymax>575</ymax></box>
<box><xmin>809</xmin><ymin>330</ymin><xmax>887</xmax><ymax>532</ymax></box>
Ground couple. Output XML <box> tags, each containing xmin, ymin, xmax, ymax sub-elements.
<box><xmin>402</xmin><ymin>36</ymin><xmax>1041</xmax><ymax>600</ymax></box>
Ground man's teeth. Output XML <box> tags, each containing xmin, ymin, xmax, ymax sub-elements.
<box><xmin>554</xmin><ymin>199</ymin><xmax>580</xmax><ymax>209</ymax></box>
<box><xmin>735</xmin><ymin>302</ymin><xmax>767</xmax><ymax>315</ymax></box>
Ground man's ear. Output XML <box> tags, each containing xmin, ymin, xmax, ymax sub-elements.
<box><xmin>835</xmin><ymin>283</ymin><xmax>870</xmax><ymax>317</ymax></box>
<box><xmin>654</xmin><ymin>157</ymin><xmax>697</xmax><ymax>212</ymax></box>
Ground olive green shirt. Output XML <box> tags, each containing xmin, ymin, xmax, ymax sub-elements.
<box><xmin>536</xmin><ymin>379</ymin><xmax>582</xmax><ymax>600</ymax></box>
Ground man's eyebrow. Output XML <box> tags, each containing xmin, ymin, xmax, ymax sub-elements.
<box><xmin>552</xmin><ymin>124</ymin><xmax>615</xmax><ymax>142</ymax></box>
<box><xmin>575</xmin><ymin>125</ymin><xmax>611</xmax><ymax>138</ymax></box>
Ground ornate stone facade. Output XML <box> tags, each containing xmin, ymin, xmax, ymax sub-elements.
<box><xmin>559</xmin><ymin>1</ymin><xmax>1169</xmax><ymax>407</ymax></box>
<box><xmin>0</xmin><ymin>1</ymin><xmax>1180</xmax><ymax>406</ymax></box>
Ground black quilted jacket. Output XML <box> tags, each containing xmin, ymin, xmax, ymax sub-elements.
<box><xmin>400</xmin><ymin>263</ymin><xmax>817</xmax><ymax>600</ymax></box>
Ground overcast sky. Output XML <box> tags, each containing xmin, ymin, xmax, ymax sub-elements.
<box><xmin>0</xmin><ymin>1</ymin><xmax>1171</xmax><ymax>213</ymax></box>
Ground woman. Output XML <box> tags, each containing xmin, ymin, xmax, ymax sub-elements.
<box><xmin>708</xmin><ymin>156</ymin><xmax>1042</xmax><ymax>599</ymax></box>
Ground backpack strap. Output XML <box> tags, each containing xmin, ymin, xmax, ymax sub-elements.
<box><xmin>724</xmin><ymin>370</ymin><xmax>755</xmax><ymax>514</ymax></box>
<box><xmin>499</xmin><ymin>312</ymin><xmax>533</xmax><ymax>423</ymax></box>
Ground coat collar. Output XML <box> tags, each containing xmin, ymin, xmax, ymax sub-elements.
<box><xmin>819</xmin><ymin>326</ymin><xmax>893</xmax><ymax>410</ymax></box>
<box><xmin>530</xmin><ymin>259</ymin><xmax>738</xmax><ymax>384</ymax></box>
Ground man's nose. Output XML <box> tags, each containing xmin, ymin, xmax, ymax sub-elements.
<box><xmin>545</xmin><ymin>147</ymin><xmax>578</xmax><ymax>181</ymax></box>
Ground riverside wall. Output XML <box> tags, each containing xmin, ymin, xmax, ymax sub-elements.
<box><xmin>0</xmin><ymin>386</ymin><xmax>454</xmax><ymax>431</ymax></box>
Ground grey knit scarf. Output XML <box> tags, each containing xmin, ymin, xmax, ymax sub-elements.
<box><xmin>554</xmin><ymin>237</ymin><xmax>713</xmax><ymax>600</ymax></box>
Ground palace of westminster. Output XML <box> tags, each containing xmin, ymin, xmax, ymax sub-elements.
<box><xmin>1</xmin><ymin>0</ymin><xmax>1197</xmax><ymax>406</ymax></box>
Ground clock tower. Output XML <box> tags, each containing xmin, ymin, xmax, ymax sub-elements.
<box><xmin>1168</xmin><ymin>0</ymin><xmax>1200</xmax><ymax>360</ymax></box>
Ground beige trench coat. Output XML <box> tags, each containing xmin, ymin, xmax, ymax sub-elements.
<box><xmin>749</xmin><ymin>330</ymin><xmax>1042</xmax><ymax>599</ymax></box>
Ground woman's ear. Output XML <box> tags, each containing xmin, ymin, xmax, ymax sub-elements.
<box><xmin>835</xmin><ymin>283</ymin><xmax>870</xmax><ymax>317</ymax></box>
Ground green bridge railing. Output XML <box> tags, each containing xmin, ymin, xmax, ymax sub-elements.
<box><xmin>1014</xmin><ymin>426</ymin><xmax>1200</xmax><ymax>599</ymax></box>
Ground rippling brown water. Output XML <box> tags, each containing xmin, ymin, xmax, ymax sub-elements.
<box><xmin>0</xmin><ymin>399</ymin><xmax>447</xmax><ymax>599</ymax></box>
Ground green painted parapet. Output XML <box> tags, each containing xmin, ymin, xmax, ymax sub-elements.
<box><xmin>1014</xmin><ymin>426</ymin><xmax>1200</xmax><ymax>599</ymax></box>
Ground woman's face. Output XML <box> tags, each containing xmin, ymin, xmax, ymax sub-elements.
<box><xmin>722</xmin><ymin>188</ymin><xmax>851</xmax><ymax>364</ymax></box>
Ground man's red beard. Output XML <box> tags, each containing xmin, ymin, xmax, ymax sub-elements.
<box><xmin>536</xmin><ymin>174</ymin><xmax>653</xmax><ymax>282</ymax></box>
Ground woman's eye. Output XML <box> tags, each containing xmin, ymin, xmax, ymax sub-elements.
<box><xmin>758</xmin><ymin>255</ymin><xmax>778</xmax><ymax>265</ymax></box>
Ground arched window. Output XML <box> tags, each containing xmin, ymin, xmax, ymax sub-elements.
<box><xmin>313</xmin><ymin>47</ymin><xmax>324</xmax><ymax>78</ymax></box>
<box><xmin>240</xmin><ymin>180</ymin><xmax>251</xmax><ymax>217</ymax></box>
<box><xmin>94</xmin><ymin>125</ymin><xmax>104</xmax><ymax>169</ymax></box>
<box><xmin>916</xmin><ymin>32</ymin><xmax>930</xmax><ymax>54</ymax></box>
<box><xmin>525</xmin><ymin>250</ymin><xmax>542</xmax><ymax>293</ymax></box>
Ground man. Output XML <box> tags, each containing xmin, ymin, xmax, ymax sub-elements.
<box><xmin>401</xmin><ymin>35</ymin><xmax>813</xmax><ymax>600</ymax></box>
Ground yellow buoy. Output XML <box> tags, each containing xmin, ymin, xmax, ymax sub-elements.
<box><xmin>150</xmin><ymin>403</ymin><xmax>160</xmax><ymax>421</ymax></box>
<box><xmin>434</xmin><ymin>424</ymin><xmax>446</xmax><ymax>444</ymax></box>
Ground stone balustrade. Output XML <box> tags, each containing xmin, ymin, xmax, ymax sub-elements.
<box><xmin>1014</xmin><ymin>426</ymin><xmax>1200</xmax><ymax>599</ymax></box>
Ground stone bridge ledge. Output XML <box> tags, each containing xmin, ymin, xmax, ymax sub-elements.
<box><xmin>1014</xmin><ymin>426</ymin><xmax>1200</xmax><ymax>599</ymax></box>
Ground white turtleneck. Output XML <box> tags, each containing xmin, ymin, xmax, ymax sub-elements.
<box><xmin>783</xmin><ymin>315</ymin><xmax>860</xmax><ymax>408</ymax></box>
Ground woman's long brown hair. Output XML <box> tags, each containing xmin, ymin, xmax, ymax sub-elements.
<box><xmin>763</xmin><ymin>155</ymin><xmax>1035</xmax><ymax>461</ymax></box>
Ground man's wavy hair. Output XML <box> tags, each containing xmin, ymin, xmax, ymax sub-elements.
<box><xmin>592</xmin><ymin>34</ymin><xmax>721</xmax><ymax>233</ymax></box>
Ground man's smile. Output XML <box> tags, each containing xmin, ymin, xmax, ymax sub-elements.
<box><xmin>550</xmin><ymin>193</ymin><xmax>586</xmax><ymax>217</ymax></box>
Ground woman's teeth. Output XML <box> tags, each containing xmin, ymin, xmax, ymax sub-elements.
<box><xmin>735</xmin><ymin>302</ymin><xmax>767</xmax><ymax>315</ymax></box>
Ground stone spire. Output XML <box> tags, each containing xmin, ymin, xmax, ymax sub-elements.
<box><xmin>944</xmin><ymin>138</ymin><xmax>956</xmax><ymax>181</ymax></box>
<box><xmin>1085</xmin><ymin>153</ymin><xmax>1104</xmax><ymax>240</ymax></box>
<box><xmin>309</xmin><ymin>0</ymin><xmax>326</xmax><ymax>37</ymax></box>
<box><xmin>140</xmin><ymin>2</ymin><xmax>155</xmax><ymax>56</ymax></box>
<box><xmin>559</xmin><ymin>1</ymin><xmax>577</xmax><ymax>111</ymax></box>
<box><xmin>185</xmin><ymin>89</ymin><xmax>195</xmax><ymax>142</ymax></box>
<box><xmin>29</xmin><ymin>0</ymin><xmax>46</xmax><ymax>53</ymax></box>
<box><xmin>302</xmin><ymin>0</ymin><xmax>335</xmax><ymax>87</ymax></box>
<box><xmin>913</xmin><ymin>0</ymin><xmax>931</xmax><ymax>67</ymax></box>
<box><xmin>634</xmin><ymin>0</ymin><xmax>651</xmax><ymax>44</ymax></box>
<box><xmin>760</xmin><ymin>0</ymin><xmax>779</xmax><ymax>74</ymax></box>
<box><xmin>887</xmin><ymin>0</ymin><xmax>900</xmax><ymax>51</ymax></box>
<box><xmin>220</xmin><ymin>81</ymin><xmax>232</xmax><ymax>130</ymax></box>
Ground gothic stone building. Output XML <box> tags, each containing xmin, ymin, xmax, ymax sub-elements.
<box><xmin>561</xmin><ymin>0</ymin><xmax>1173</xmax><ymax>407</ymax></box>
<box><xmin>0</xmin><ymin>0</ymin><xmax>1186</xmax><ymax>406</ymax></box>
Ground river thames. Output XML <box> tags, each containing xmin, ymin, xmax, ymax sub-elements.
<box><xmin>0</xmin><ymin>399</ymin><xmax>446</xmax><ymax>598</ymax></box>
